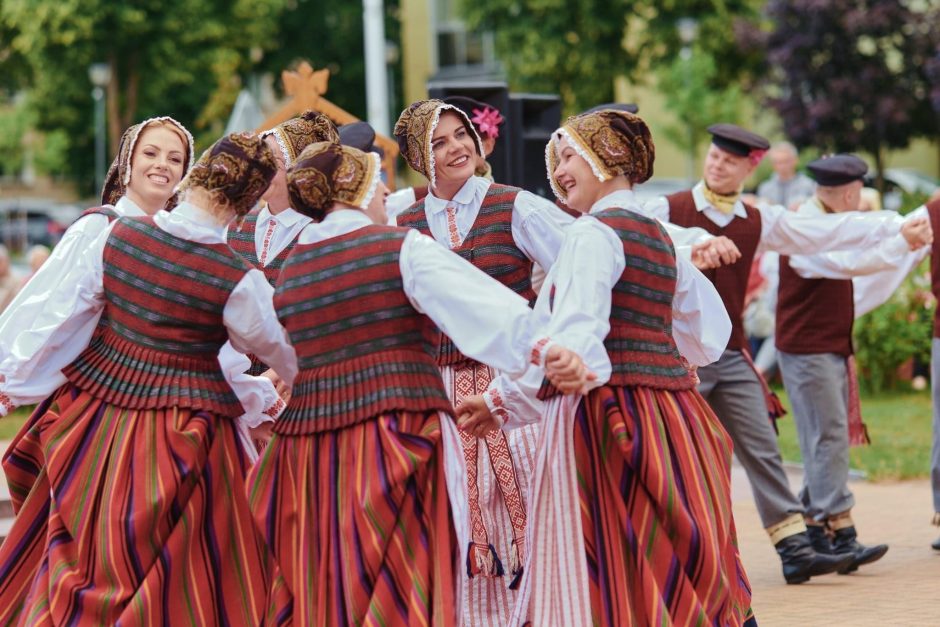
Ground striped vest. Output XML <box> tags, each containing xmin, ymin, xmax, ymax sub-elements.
<box><xmin>539</xmin><ymin>209</ymin><xmax>694</xmax><ymax>399</ymax></box>
<box><xmin>227</xmin><ymin>211</ymin><xmax>301</xmax><ymax>375</ymax></box>
<box><xmin>776</xmin><ymin>256</ymin><xmax>855</xmax><ymax>356</ymax></box>
<box><xmin>63</xmin><ymin>217</ymin><xmax>250</xmax><ymax>417</ymax></box>
<box><xmin>273</xmin><ymin>225</ymin><xmax>452</xmax><ymax>434</ymax></box>
<box><xmin>77</xmin><ymin>205</ymin><xmax>120</xmax><ymax>224</ymax></box>
<box><xmin>667</xmin><ymin>190</ymin><xmax>761</xmax><ymax>351</ymax></box>
<box><xmin>396</xmin><ymin>183</ymin><xmax>535</xmax><ymax>367</ymax></box>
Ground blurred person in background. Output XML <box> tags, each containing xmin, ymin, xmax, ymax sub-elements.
<box><xmin>19</xmin><ymin>245</ymin><xmax>50</xmax><ymax>288</ymax></box>
<box><xmin>758</xmin><ymin>142</ymin><xmax>816</xmax><ymax>210</ymax></box>
<box><xmin>0</xmin><ymin>245</ymin><xmax>17</xmax><ymax>312</ymax></box>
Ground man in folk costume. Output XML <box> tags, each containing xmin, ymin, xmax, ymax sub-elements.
<box><xmin>774</xmin><ymin>154</ymin><xmax>932</xmax><ymax>573</ymax></box>
<box><xmin>644</xmin><ymin>124</ymin><xmax>913</xmax><ymax>583</ymax></box>
<box><xmin>393</xmin><ymin>98</ymin><xmax>573</xmax><ymax>625</ymax></box>
<box><xmin>226</xmin><ymin>110</ymin><xmax>339</xmax><ymax>364</ymax></box>
<box><xmin>247</xmin><ymin>141</ymin><xmax>590</xmax><ymax>626</ymax></box>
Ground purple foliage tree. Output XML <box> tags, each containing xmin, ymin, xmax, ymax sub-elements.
<box><xmin>763</xmin><ymin>0</ymin><xmax>939</xmax><ymax>190</ymax></box>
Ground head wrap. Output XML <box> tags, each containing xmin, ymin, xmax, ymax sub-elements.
<box><xmin>100</xmin><ymin>116</ymin><xmax>194</xmax><ymax>208</ymax></box>
<box><xmin>287</xmin><ymin>142</ymin><xmax>382</xmax><ymax>222</ymax></box>
<box><xmin>545</xmin><ymin>109</ymin><xmax>655</xmax><ymax>202</ymax></box>
<box><xmin>260</xmin><ymin>110</ymin><xmax>339</xmax><ymax>168</ymax></box>
<box><xmin>442</xmin><ymin>95</ymin><xmax>505</xmax><ymax>140</ymax></box>
<box><xmin>393</xmin><ymin>99</ymin><xmax>484</xmax><ymax>188</ymax></box>
<box><xmin>177</xmin><ymin>133</ymin><xmax>277</xmax><ymax>217</ymax></box>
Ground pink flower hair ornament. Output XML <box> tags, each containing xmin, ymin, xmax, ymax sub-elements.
<box><xmin>471</xmin><ymin>106</ymin><xmax>505</xmax><ymax>139</ymax></box>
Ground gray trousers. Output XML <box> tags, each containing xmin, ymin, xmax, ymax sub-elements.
<box><xmin>698</xmin><ymin>350</ymin><xmax>803</xmax><ymax>528</ymax></box>
<box><xmin>778</xmin><ymin>351</ymin><xmax>855</xmax><ymax>521</ymax></box>
<box><xmin>931</xmin><ymin>339</ymin><xmax>940</xmax><ymax>514</ymax></box>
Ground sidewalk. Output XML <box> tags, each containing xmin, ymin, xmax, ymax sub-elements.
<box><xmin>731</xmin><ymin>462</ymin><xmax>940</xmax><ymax>625</ymax></box>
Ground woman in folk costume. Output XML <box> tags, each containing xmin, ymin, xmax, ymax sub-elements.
<box><xmin>392</xmin><ymin>98</ymin><xmax>571</xmax><ymax>625</ymax></box>
<box><xmin>386</xmin><ymin>96</ymin><xmax>504</xmax><ymax>224</ymax></box>
<box><xmin>246</xmin><ymin>141</ymin><xmax>586</xmax><ymax>626</ymax></box>
<box><xmin>0</xmin><ymin>133</ymin><xmax>298</xmax><ymax>625</ymax></box>
<box><xmin>491</xmin><ymin>110</ymin><xmax>753</xmax><ymax>626</ymax></box>
<box><xmin>0</xmin><ymin>117</ymin><xmax>195</xmax><ymax>511</ymax></box>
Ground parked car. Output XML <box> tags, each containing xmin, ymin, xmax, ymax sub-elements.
<box><xmin>864</xmin><ymin>168</ymin><xmax>939</xmax><ymax>211</ymax></box>
<box><xmin>0</xmin><ymin>199</ymin><xmax>83</xmax><ymax>252</ymax></box>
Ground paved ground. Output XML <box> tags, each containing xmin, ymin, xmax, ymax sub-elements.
<box><xmin>1</xmin><ymin>440</ymin><xmax>937</xmax><ymax>622</ymax></box>
<box><xmin>731</xmin><ymin>462</ymin><xmax>940</xmax><ymax>626</ymax></box>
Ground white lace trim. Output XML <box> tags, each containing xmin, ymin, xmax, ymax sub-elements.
<box><xmin>425</xmin><ymin>103</ymin><xmax>484</xmax><ymax>190</ymax></box>
<box><xmin>357</xmin><ymin>152</ymin><xmax>383</xmax><ymax>210</ymax></box>
<box><xmin>123</xmin><ymin>116</ymin><xmax>195</xmax><ymax>186</ymax></box>
<box><xmin>261</xmin><ymin>128</ymin><xmax>293</xmax><ymax>168</ymax></box>
<box><xmin>545</xmin><ymin>130</ymin><xmax>566</xmax><ymax>202</ymax></box>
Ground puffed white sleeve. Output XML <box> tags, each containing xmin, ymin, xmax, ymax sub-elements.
<box><xmin>758</xmin><ymin>204</ymin><xmax>904</xmax><ymax>255</ymax></box>
<box><xmin>217</xmin><ymin>341</ymin><xmax>285</xmax><ymax>425</ymax></box>
<box><xmin>530</xmin><ymin>218</ymin><xmax>620</xmax><ymax>385</ymax></box>
<box><xmin>222</xmin><ymin>269</ymin><xmax>298</xmax><ymax>391</ymax></box>
<box><xmin>852</xmin><ymin>247</ymin><xmax>930</xmax><ymax>318</ymax></box>
<box><xmin>787</xmin><ymin>233</ymin><xmax>914</xmax><ymax>280</ymax></box>
<box><xmin>643</xmin><ymin>195</ymin><xmax>672</xmax><ymax>222</ymax></box>
<box><xmin>0</xmin><ymin>220</ymin><xmax>112</xmax><ymax>413</ymax></box>
<box><xmin>672</xmin><ymin>254</ymin><xmax>731</xmax><ymax>366</ymax></box>
<box><xmin>510</xmin><ymin>190</ymin><xmax>574</xmax><ymax>272</ymax></box>
<box><xmin>399</xmin><ymin>230</ymin><xmax>538</xmax><ymax>377</ymax></box>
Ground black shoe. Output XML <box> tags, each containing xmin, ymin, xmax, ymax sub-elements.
<box><xmin>831</xmin><ymin>526</ymin><xmax>889</xmax><ymax>573</ymax></box>
<box><xmin>932</xmin><ymin>535</ymin><xmax>940</xmax><ymax>551</ymax></box>
<box><xmin>774</xmin><ymin>531</ymin><xmax>855</xmax><ymax>584</ymax></box>
<box><xmin>805</xmin><ymin>524</ymin><xmax>832</xmax><ymax>554</ymax></box>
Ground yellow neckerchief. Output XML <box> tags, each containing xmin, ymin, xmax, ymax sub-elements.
<box><xmin>812</xmin><ymin>196</ymin><xmax>836</xmax><ymax>214</ymax></box>
<box><xmin>702</xmin><ymin>184</ymin><xmax>743</xmax><ymax>215</ymax></box>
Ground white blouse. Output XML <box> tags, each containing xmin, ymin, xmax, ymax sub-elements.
<box><xmin>643</xmin><ymin>180</ymin><xmax>905</xmax><ymax>255</ymax></box>
<box><xmin>240</xmin><ymin>204</ymin><xmax>311</xmax><ymax>266</ymax></box>
<box><xmin>484</xmin><ymin>190</ymin><xmax>732</xmax><ymax>429</ymax></box>
<box><xmin>296</xmin><ymin>210</ymin><xmax>540</xmax><ymax>377</ymax></box>
<box><xmin>0</xmin><ymin>201</ymin><xmax>297</xmax><ymax>423</ymax></box>
<box><xmin>394</xmin><ymin>175</ymin><xmax>573</xmax><ymax>272</ymax></box>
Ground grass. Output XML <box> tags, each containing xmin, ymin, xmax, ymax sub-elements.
<box><xmin>0</xmin><ymin>406</ymin><xmax>31</xmax><ymax>441</ymax></box>
<box><xmin>773</xmin><ymin>386</ymin><xmax>934</xmax><ymax>481</ymax></box>
<box><xmin>0</xmin><ymin>387</ymin><xmax>934</xmax><ymax>482</ymax></box>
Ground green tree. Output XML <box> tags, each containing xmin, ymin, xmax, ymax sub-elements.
<box><xmin>2</xmin><ymin>0</ymin><xmax>286</xmax><ymax>193</ymax></box>
<box><xmin>457</xmin><ymin>0</ymin><xmax>763</xmax><ymax>113</ymax></box>
<box><xmin>657</xmin><ymin>48</ymin><xmax>744</xmax><ymax>157</ymax></box>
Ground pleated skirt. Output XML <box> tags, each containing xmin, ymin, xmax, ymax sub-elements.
<box><xmin>247</xmin><ymin>410</ymin><xmax>457</xmax><ymax>626</ymax></box>
<box><xmin>513</xmin><ymin>385</ymin><xmax>752</xmax><ymax>627</ymax></box>
<box><xmin>0</xmin><ymin>385</ymin><xmax>269</xmax><ymax>626</ymax></box>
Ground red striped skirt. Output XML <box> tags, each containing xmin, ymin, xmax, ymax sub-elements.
<box><xmin>0</xmin><ymin>386</ymin><xmax>269</xmax><ymax>626</ymax></box>
<box><xmin>514</xmin><ymin>386</ymin><xmax>752</xmax><ymax>626</ymax></box>
<box><xmin>247</xmin><ymin>410</ymin><xmax>457</xmax><ymax>626</ymax></box>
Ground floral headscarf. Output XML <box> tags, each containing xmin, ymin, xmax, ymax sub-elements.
<box><xmin>287</xmin><ymin>142</ymin><xmax>382</xmax><ymax>222</ymax></box>
<box><xmin>393</xmin><ymin>99</ymin><xmax>484</xmax><ymax>188</ymax></box>
<box><xmin>260</xmin><ymin>110</ymin><xmax>339</xmax><ymax>168</ymax></box>
<box><xmin>100</xmin><ymin>116</ymin><xmax>194</xmax><ymax>208</ymax></box>
<box><xmin>546</xmin><ymin>109</ymin><xmax>655</xmax><ymax>203</ymax></box>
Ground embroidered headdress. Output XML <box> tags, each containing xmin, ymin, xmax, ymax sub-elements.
<box><xmin>287</xmin><ymin>142</ymin><xmax>382</xmax><ymax>222</ymax></box>
<box><xmin>546</xmin><ymin>109</ymin><xmax>655</xmax><ymax>203</ymax></box>
<box><xmin>100</xmin><ymin>116</ymin><xmax>195</xmax><ymax>208</ymax></box>
<box><xmin>177</xmin><ymin>133</ymin><xmax>277</xmax><ymax>217</ymax></box>
<box><xmin>260</xmin><ymin>110</ymin><xmax>339</xmax><ymax>168</ymax></box>
<box><xmin>393</xmin><ymin>99</ymin><xmax>484</xmax><ymax>188</ymax></box>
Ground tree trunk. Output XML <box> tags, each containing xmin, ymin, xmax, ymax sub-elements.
<box><xmin>872</xmin><ymin>143</ymin><xmax>886</xmax><ymax>198</ymax></box>
<box><xmin>106</xmin><ymin>57</ymin><xmax>122</xmax><ymax>159</ymax></box>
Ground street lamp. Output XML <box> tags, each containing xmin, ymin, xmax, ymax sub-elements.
<box><xmin>88</xmin><ymin>62</ymin><xmax>112</xmax><ymax>195</ymax></box>
<box><xmin>677</xmin><ymin>18</ymin><xmax>699</xmax><ymax>182</ymax></box>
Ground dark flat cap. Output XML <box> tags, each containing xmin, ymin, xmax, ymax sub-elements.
<box><xmin>338</xmin><ymin>121</ymin><xmax>377</xmax><ymax>153</ymax></box>
<box><xmin>707</xmin><ymin>123</ymin><xmax>769</xmax><ymax>156</ymax></box>
<box><xmin>583</xmin><ymin>102</ymin><xmax>639</xmax><ymax>115</ymax></box>
<box><xmin>807</xmin><ymin>154</ymin><xmax>868</xmax><ymax>186</ymax></box>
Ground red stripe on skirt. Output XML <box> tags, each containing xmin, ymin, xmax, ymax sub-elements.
<box><xmin>0</xmin><ymin>387</ymin><xmax>270</xmax><ymax>626</ymax></box>
<box><xmin>575</xmin><ymin>386</ymin><xmax>751</xmax><ymax>626</ymax></box>
<box><xmin>248</xmin><ymin>410</ymin><xmax>457</xmax><ymax>626</ymax></box>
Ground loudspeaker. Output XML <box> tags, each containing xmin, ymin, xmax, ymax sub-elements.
<box><xmin>427</xmin><ymin>81</ymin><xmax>512</xmax><ymax>183</ymax></box>
<box><xmin>508</xmin><ymin>93</ymin><xmax>561</xmax><ymax>198</ymax></box>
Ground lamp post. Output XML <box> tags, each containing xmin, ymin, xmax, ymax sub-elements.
<box><xmin>677</xmin><ymin>18</ymin><xmax>699</xmax><ymax>183</ymax></box>
<box><xmin>88</xmin><ymin>62</ymin><xmax>112</xmax><ymax>195</ymax></box>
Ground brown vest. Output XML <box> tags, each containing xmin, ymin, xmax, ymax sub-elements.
<box><xmin>927</xmin><ymin>199</ymin><xmax>940</xmax><ymax>337</ymax></box>
<box><xmin>776</xmin><ymin>256</ymin><xmax>855</xmax><ymax>356</ymax></box>
<box><xmin>666</xmin><ymin>190</ymin><xmax>761</xmax><ymax>351</ymax></box>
